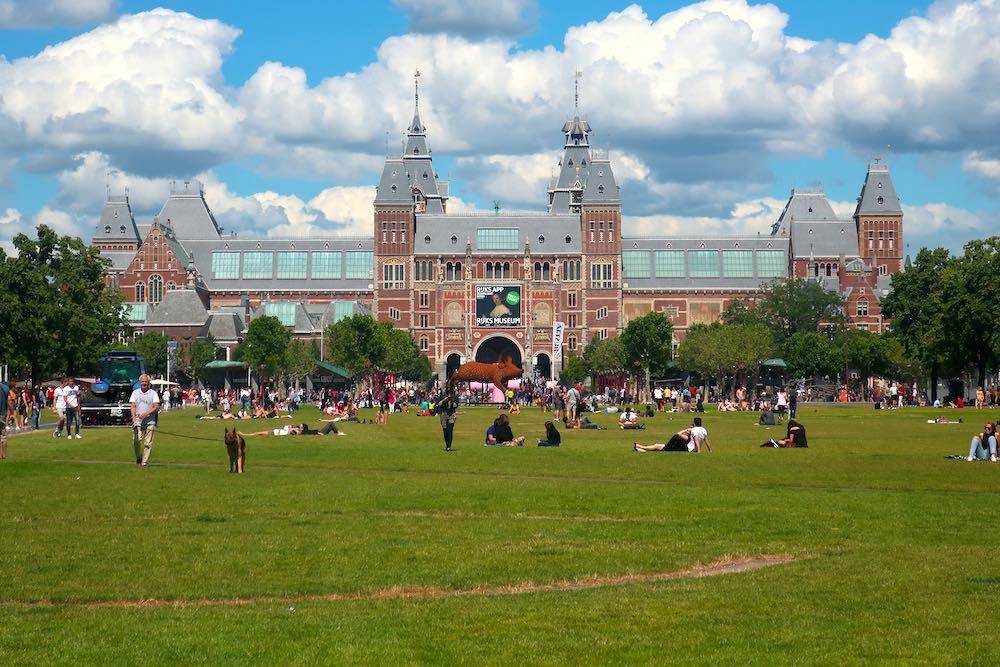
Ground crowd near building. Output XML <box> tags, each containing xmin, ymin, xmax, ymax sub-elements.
<box><xmin>92</xmin><ymin>79</ymin><xmax>905</xmax><ymax>380</ymax></box>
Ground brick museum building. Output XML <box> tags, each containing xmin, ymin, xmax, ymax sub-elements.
<box><xmin>93</xmin><ymin>83</ymin><xmax>905</xmax><ymax>380</ymax></box>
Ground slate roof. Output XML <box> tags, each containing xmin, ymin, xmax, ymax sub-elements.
<box><xmin>620</xmin><ymin>236</ymin><xmax>791</xmax><ymax>291</ymax></box>
<box><xmin>854</xmin><ymin>160</ymin><xmax>903</xmax><ymax>216</ymax></box>
<box><xmin>144</xmin><ymin>289</ymin><xmax>209</xmax><ymax>326</ymax></box>
<box><xmin>201</xmin><ymin>312</ymin><xmax>243</xmax><ymax>343</ymax></box>
<box><xmin>789</xmin><ymin>220</ymin><xmax>860</xmax><ymax>259</ymax></box>
<box><xmin>157</xmin><ymin>181</ymin><xmax>223</xmax><ymax>240</ymax></box>
<box><xmin>414</xmin><ymin>214</ymin><xmax>582</xmax><ymax>255</ymax></box>
<box><xmin>101</xmin><ymin>251</ymin><xmax>135</xmax><ymax>271</ymax></box>
<box><xmin>772</xmin><ymin>188</ymin><xmax>838</xmax><ymax>235</ymax></box>
<box><xmin>92</xmin><ymin>194</ymin><xmax>141</xmax><ymax>244</ymax></box>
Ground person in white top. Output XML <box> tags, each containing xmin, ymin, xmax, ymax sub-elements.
<box><xmin>689</xmin><ymin>418</ymin><xmax>713</xmax><ymax>452</ymax></box>
<box><xmin>52</xmin><ymin>378</ymin><xmax>69</xmax><ymax>438</ymax></box>
<box><xmin>618</xmin><ymin>407</ymin><xmax>643</xmax><ymax>430</ymax></box>
<box><xmin>130</xmin><ymin>374</ymin><xmax>160</xmax><ymax>467</ymax></box>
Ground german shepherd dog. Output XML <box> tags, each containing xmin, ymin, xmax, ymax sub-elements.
<box><xmin>224</xmin><ymin>428</ymin><xmax>246</xmax><ymax>473</ymax></box>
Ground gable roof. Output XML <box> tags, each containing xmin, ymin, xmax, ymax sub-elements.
<box><xmin>157</xmin><ymin>181</ymin><xmax>223</xmax><ymax>240</ymax></box>
<box><xmin>92</xmin><ymin>194</ymin><xmax>141</xmax><ymax>244</ymax></box>
<box><xmin>145</xmin><ymin>289</ymin><xmax>208</xmax><ymax>326</ymax></box>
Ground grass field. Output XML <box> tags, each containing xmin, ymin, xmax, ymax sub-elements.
<box><xmin>1</xmin><ymin>403</ymin><xmax>998</xmax><ymax>665</ymax></box>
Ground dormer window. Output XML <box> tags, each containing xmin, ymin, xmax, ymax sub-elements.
<box><xmin>581</xmin><ymin>159</ymin><xmax>587</xmax><ymax>166</ymax></box>
<box><xmin>451</xmin><ymin>235</ymin><xmax>458</xmax><ymax>245</ymax></box>
<box><xmin>120</xmin><ymin>225</ymin><xmax>126</xmax><ymax>234</ymax></box>
<box><xmin>598</xmin><ymin>185</ymin><xmax>605</xmax><ymax>194</ymax></box>
<box><xmin>538</xmin><ymin>235</ymin><xmax>545</xmax><ymax>244</ymax></box>
<box><xmin>877</xmin><ymin>182</ymin><xmax>883</xmax><ymax>188</ymax></box>
<box><xmin>424</xmin><ymin>235</ymin><xmax>431</xmax><ymax>244</ymax></box>
<box><xmin>808</xmin><ymin>207</ymin><xmax>813</xmax><ymax>213</ymax></box>
<box><xmin>422</xmin><ymin>172</ymin><xmax>428</xmax><ymax>179</ymax></box>
<box><xmin>391</xmin><ymin>185</ymin><xmax>397</xmax><ymax>192</ymax></box>
<box><xmin>105</xmin><ymin>225</ymin><xmax>111</xmax><ymax>234</ymax></box>
<box><xmin>413</xmin><ymin>147</ymin><xmax>420</xmax><ymax>154</ymax></box>
<box><xmin>877</xmin><ymin>196</ymin><xmax>884</xmax><ymax>205</ymax></box>
<box><xmin>113</xmin><ymin>211</ymin><xmax>119</xmax><ymax>218</ymax></box>
<box><xmin>564</xmin><ymin>235</ymin><xmax>572</xmax><ymax>244</ymax></box>
<box><xmin>568</xmin><ymin>159</ymin><xmax>573</xmax><ymax>166</ymax></box>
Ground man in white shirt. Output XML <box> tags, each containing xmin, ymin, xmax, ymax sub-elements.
<box><xmin>130</xmin><ymin>374</ymin><xmax>160</xmax><ymax>467</ymax></box>
<box><xmin>52</xmin><ymin>378</ymin><xmax>68</xmax><ymax>438</ymax></box>
<box><xmin>689</xmin><ymin>417</ymin><xmax>713</xmax><ymax>452</ymax></box>
<box><xmin>618</xmin><ymin>407</ymin><xmax>643</xmax><ymax>430</ymax></box>
<box><xmin>64</xmin><ymin>379</ymin><xmax>82</xmax><ymax>439</ymax></box>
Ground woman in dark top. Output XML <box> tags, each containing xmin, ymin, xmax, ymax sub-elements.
<box><xmin>436</xmin><ymin>389</ymin><xmax>459</xmax><ymax>452</ymax></box>
<box><xmin>538</xmin><ymin>421</ymin><xmax>561</xmax><ymax>447</ymax></box>
<box><xmin>487</xmin><ymin>413</ymin><xmax>525</xmax><ymax>447</ymax></box>
<box><xmin>762</xmin><ymin>419</ymin><xmax>808</xmax><ymax>448</ymax></box>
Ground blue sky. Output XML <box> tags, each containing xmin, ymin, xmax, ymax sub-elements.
<box><xmin>0</xmin><ymin>0</ymin><xmax>997</xmax><ymax>252</ymax></box>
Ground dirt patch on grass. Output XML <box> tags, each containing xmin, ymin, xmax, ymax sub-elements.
<box><xmin>22</xmin><ymin>555</ymin><xmax>797</xmax><ymax>610</ymax></box>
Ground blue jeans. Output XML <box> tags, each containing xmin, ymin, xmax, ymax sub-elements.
<box><xmin>31</xmin><ymin>408</ymin><xmax>40</xmax><ymax>430</ymax></box>
<box><xmin>968</xmin><ymin>436</ymin><xmax>997</xmax><ymax>460</ymax></box>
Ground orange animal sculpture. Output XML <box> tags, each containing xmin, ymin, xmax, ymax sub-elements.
<box><xmin>447</xmin><ymin>357</ymin><xmax>523</xmax><ymax>395</ymax></box>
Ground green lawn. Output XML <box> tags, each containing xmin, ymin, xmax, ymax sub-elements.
<box><xmin>1</xmin><ymin>404</ymin><xmax>998</xmax><ymax>664</ymax></box>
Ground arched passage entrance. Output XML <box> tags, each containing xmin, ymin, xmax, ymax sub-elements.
<box><xmin>445</xmin><ymin>353</ymin><xmax>462</xmax><ymax>380</ymax></box>
<box><xmin>474</xmin><ymin>335</ymin><xmax>523</xmax><ymax>368</ymax></box>
<box><xmin>534</xmin><ymin>352</ymin><xmax>552</xmax><ymax>379</ymax></box>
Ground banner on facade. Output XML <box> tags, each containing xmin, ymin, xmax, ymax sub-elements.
<box><xmin>552</xmin><ymin>321</ymin><xmax>566</xmax><ymax>358</ymax></box>
<box><xmin>475</xmin><ymin>285</ymin><xmax>522</xmax><ymax>327</ymax></box>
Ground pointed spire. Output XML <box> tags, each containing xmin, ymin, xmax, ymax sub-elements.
<box><xmin>408</xmin><ymin>68</ymin><xmax>425</xmax><ymax>134</ymax></box>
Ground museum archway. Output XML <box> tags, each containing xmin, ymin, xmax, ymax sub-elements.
<box><xmin>534</xmin><ymin>352</ymin><xmax>552</xmax><ymax>379</ymax></box>
<box><xmin>445</xmin><ymin>353</ymin><xmax>463</xmax><ymax>380</ymax></box>
<box><xmin>474</xmin><ymin>336</ymin><xmax>523</xmax><ymax>368</ymax></box>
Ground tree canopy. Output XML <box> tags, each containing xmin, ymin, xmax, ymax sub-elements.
<box><xmin>0</xmin><ymin>224</ymin><xmax>126</xmax><ymax>381</ymax></box>
<box><xmin>241</xmin><ymin>315</ymin><xmax>291</xmax><ymax>379</ymax></box>
<box><xmin>130</xmin><ymin>332</ymin><xmax>171</xmax><ymax>377</ymax></box>
<box><xmin>324</xmin><ymin>315</ymin><xmax>431</xmax><ymax>383</ymax></box>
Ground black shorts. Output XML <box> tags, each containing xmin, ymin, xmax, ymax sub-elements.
<box><xmin>663</xmin><ymin>434</ymin><xmax>690</xmax><ymax>452</ymax></box>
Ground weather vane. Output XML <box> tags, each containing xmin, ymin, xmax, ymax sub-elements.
<box><xmin>574</xmin><ymin>68</ymin><xmax>583</xmax><ymax>112</ymax></box>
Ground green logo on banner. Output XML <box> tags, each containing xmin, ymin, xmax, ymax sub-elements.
<box><xmin>505</xmin><ymin>290</ymin><xmax>520</xmax><ymax>306</ymax></box>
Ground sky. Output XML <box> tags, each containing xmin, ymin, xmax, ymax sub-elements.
<box><xmin>0</xmin><ymin>0</ymin><xmax>997</xmax><ymax>254</ymax></box>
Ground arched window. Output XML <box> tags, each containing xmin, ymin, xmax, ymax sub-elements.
<box><xmin>856</xmin><ymin>298</ymin><xmax>869</xmax><ymax>317</ymax></box>
<box><xmin>542</xmin><ymin>262</ymin><xmax>551</xmax><ymax>281</ymax></box>
<box><xmin>149</xmin><ymin>275</ymin><xmax>163</xmax><ymax>304</ymax></box>
<box><xmin>533</xmin><ymin>262</ymin><xmax>542</xmax><ymax>281</ymax></box>
<box><xmin>167</xmin><ymin>281</ymin><xmax>176</xmax><ymax>291</ymax></box>
<box><xmin>502</xmin><ymin>262</ymin><xmax>511</xmax><ymax>279</ymax></box>
<box><xmin>135</xmin><ymin>282</ymin><xmax>145</xmax><ymax>303</ymax></box>
<box><xmin>825</xmin><ymin>263</ymin><xmax>832</xmax><ymax>277</ymax></box>
<box><xmin>485</xmin><ymin>262</ymin><xmax>494</xmax><ymax>279</ymax></box>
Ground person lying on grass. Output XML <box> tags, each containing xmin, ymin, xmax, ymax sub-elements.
<box><xmin>618</xmin><ymin>407</ymin><xmax>645</xmax><ymax>430</ymax></box>
<box><xmin>761</xmin><ymin>419</ymin><xmax>808</xmax><ymax>448</ymax></box>
<box><xmin>966</xmin><ymin>422</ymin><xmax>997</xmax><ymax>461</ymax></box>
<box><xmin>242</xmin><ymin>421</ymin><xmax>346</xmax><ymax>437</ymax></box>
<box><xmin>634</xmin><ymin>418</ymin><xmax>711</xmax><ymax>453</ymax></box>
<box><xmin>485</xmin><ymin>413</ymin><xmax>525</xmax><ymax>447</ymax></box>
<box><xmin>538</xmin><ymin>420</ymin><xmax>561</xmax><ymax>447</ymax></box>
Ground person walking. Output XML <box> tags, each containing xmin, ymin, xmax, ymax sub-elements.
<box><xmin>65</xmin><ymin>378</ymin><xmax>82</xmax><ymax>439</ymax></box>
<box><xmin>436</xmin><ymin>388</ymin><xmax>459</xmax><ymax>452</ymax></box>
<box><xmin>53</xmin><ymin>378</ymin><xmax>68</xmax><ymax>438</ymax></box>
<box><xmin>30</xmin><ymin>385</ymin><xmax>42</xmax><ymax>430</ymax></box>
<box><xmin>130</xmin><ymin>374</ymin><xmax>160</xmax><ymax>467</ymax></box>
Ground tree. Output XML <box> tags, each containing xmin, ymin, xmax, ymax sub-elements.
<box><xmin>841</xmin><ymin>328</ymin><xmax>891</xmax><ymax>399</ymax></box>
<box><xmin>130</xmin><ymin>332</ymin><xmax>172</xmax><ymax>377</ymax></box>
<box><xmin>560</xmin><ymin>353</ymin><xmax>588</xmax><ymax>386</ymax></box>
<box><xmin>282</xmin><ymin>339</ymin><xmax>316</xmax><ymax>388</ymax></box>
<box><xmin>748</xmin><ymin>279</ymin><xmax>846</xmax><ymax>346</ymax></box>
<box><xmin>938</xmin><ymin>238</ymin><xmax>1000</xmax><ymax>389</ymax></box>
<box><xmin>324</xmin><ymin>315</ymin><xmax>432</xmax><ymax>385</ymax></box>
<box><xmin>325</xmin><ymin>315</ymin><xmax>387</xmax><ymax>384</ymax></box>
<box><xmin>677</xmin><ymin>323</ymin><xmax>774</xmax><ymax>398</ymax></box>
<box><xmin>620</xmin><ymin>312</ymin><xmax>674</xmax><ymax>400</ymax></box>
<box><xmin>677</xmin><ymin>324</ymin><xmax>724</xmax><ymax>393</ymax></box>
<box><xmin>881</xmin><ymin>247</ymin><xmax>953</xmax><ymax>401</ymax></box>
<box><xmin>0</xmin><ymin>224</ymin><xmax>126</xmax><ymax>381</ymax></box>
<box><xmin>582</xmin><ymin>336</ymin><xmax>626</xmax><ymax>377</ymax></box>
<box><xmin>186</xmin><ymin>337</ymin><xmax>217</xmax><ymax>383</ymax></box>
<box><xmin>241</xmin><ymin>315</ymin><xmax>291</xmax><ymax>382</ymax></box>
<box><xmin>784</xmin><ymin>331</ymin><xmax>840</xmax><ymax>379</ymax></box>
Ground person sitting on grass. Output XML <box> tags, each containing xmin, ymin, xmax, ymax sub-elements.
<box><xmin>538</xmin><ymin>420</ymin><xmax>561</xmax><ymax>447</ymax></box>
<box><xmin>509</xmin><ymin>402</ymin><xmax>521</xmax><ymax>416</ymax></box>
<box><xmin>618</xmin><ymin>407</ymin><xmax>645</xmax><ymax>430</ymax></box>
<box><xmin>758</xmin><ymin>404</ymin><xmax>776</xmax><ymax>426</ymax></box>
<box><xmin>761</xmin><ymin>419</ymin><xmax>808</xmax><ymax>448</ymax></box>
<box><xmin>485</xmin><ymin>414</ymin><xmax>525</xmax><ymax>447</ymax></box>
<box><xmin>580</xmin><ymin>414</ymin><xmax>603</xmax><ymax>430</ymax></box>
<box><xmin>966</xmin><ymin>422</ymin><xmax>997</xmax><ymax>461</ymax></box>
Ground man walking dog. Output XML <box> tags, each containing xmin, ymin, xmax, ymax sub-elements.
<box><xmin>130</xmin><ymin>374</ymin><xmax>160</xmax><ymax>466</ymax></box>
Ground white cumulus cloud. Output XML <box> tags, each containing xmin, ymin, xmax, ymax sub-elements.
<box><xmin>393</xmin><ymin>0</ymin><xmax>537</xmax><ymax>37</ymax></box>
<box><xmin>0</xmin><ymin>0</ymin><xmax>117</xmax><ymax>28</ymax></box>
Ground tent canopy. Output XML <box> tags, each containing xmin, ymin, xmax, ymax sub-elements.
<box><xmin>315</xmin><ymin>361</ymin><xmax>353</xmax><ymax>379</ymax></box>
<box><xmin>762</xmin><ymin>358</ymin><xmax>788</xmax><ymax>368</ymax></box>
<box><xmin>205</xmin><ymin>360</ymin><xmax>246</xmax><ymax>370</ymax></box>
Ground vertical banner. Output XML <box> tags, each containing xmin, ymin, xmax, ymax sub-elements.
<box><xmin>552</xmin><ymin>321</ymin><xmax>566</xmax><ymax>358</ymax></box>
